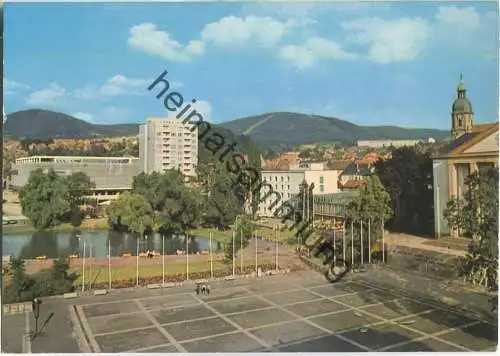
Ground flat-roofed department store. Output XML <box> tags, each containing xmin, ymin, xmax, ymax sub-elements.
<box><xmin>11</xmin><ymin>156</ymin><xmax>139</xmax><ymax>203</ymax></box>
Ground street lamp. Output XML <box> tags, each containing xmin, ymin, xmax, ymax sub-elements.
<box><xmin>31</xmin><ymin>298</ymin><xmax>42</xmax><ymax>338</ymax></box>
<box><xmin>76</xmin><ymin>234</ymin><xmax>85</xmax><ymax>293</ymax></box>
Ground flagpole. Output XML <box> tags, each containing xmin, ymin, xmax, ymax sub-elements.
<box><xmin>82</xmin><ymin>239</ymin><xmax>86</xmax><ymax>293</ymax></box>
<box><xmin>186</xmin><ymin>235</ymin><xmax>189</xmax><ymax>281</ymax></box>
<box><xmin>209</xmin><ymin>232</ymin><xmax>213</xmax><ymax>279</ymax></box>
<box><xmin>254</xmin><ymin>232</ymin><xmax>258</xmax><ymax>273</ymax></box>
<box><xmin>232</xmin><ymin>230</ymin><xmax>235</xmax><ymax>276</ymax></box>
<box><xmin>240</xmin><ymin>225</ymin><xmax>243</xmax><ymax>272</ymax></box>
<box><xmin>136</xmin><ymin>237</ymin><xmax>139</xmax><ymax>287</ymax></box>
<box><xmin>162</xmin><ymin>234</ymin><xmax>165</xmax><ymax>285</ymax></box>
<box><xmin>108</xmin><ymin>239</ymin><xmax>111</xmax><ymax>290</ymax></box>
<box><xmin>275</xmin><ymin>226</ymin><xmax>279</xmax><ymax>272</ymax></box>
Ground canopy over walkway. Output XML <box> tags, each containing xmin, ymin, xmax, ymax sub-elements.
<box><xmin>288</xmin><ymin>191</ymin><xmax>358</xmax><ymax>219</ymax></box>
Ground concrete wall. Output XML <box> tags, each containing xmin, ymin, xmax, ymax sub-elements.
<box><xmin>433</xmin><ymin>159</ymin><xmax>450</xmax><ymax>237</ymax></box>
<box><xmin>259</xmin><ymin>171</ymin><xmax>304</xmax><ymax>217</ymax></box>
<box><xmin>305</xmin><ymin>169</ymin><xmax>339</xmax><ymax>195</ymax></box>
<box><xmin>11</xmin><ymin>161</ymin><xmax>140</xmax><ymax>191</ymax></box>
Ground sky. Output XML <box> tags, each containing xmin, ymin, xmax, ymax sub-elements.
<box><xmin>4</xmin><ymin>1</ymin><xmax>499</xmax><ymax>129</ymax></box>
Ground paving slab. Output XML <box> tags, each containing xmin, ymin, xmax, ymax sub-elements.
<box><xmin>283</xmin><ymin>298</ymin><xmax>348</xmax><ymax>318</ymax></box>
<box><xmin>360</xmin><ymin>300</ymin><xmax>432</xmax><ymax>320</ymax></box>
<box><xmin>82</xmin><ymin>300</ymin><xmax>138</xmax><ymax>318</ymax></box>
<box><xmin>245</xmin><ymin>281</ymin><xmax>295</xmax><ymax>293</ymax></box>
<box><xmin>132</xmin><ymin>344</ymin><xmax>179</xmax><ymax>353</ymax></box>
<box><xmin>387</xmin><ymin>338</ymin><xmax>464</xmax><ymax>352</ymax></box>
<box><xmin>139</xmin><ymin>294</ymin><xmax>198</xmax><ymax>310</ymax></box>
<box><xmin>162</xmin><ymin>316</ymin><xmax>237</xmax><ymax>341</ymax></box>
<box><xmin>262</xmin><ymin>290</ymin><xmax>322</xmax><ymax>305</ymax></box>
<box><xmin>277</xmin><ymin>334</ymin><xmax>365</xmax><ymax>352</ymax></box>
<box><xmin>437</xmin><ymin>322</ymin><xmax>498</xmax><ymax>351</ymax></box>
<box><xmin>201</xmin><ymin>287</ymin><xmax>248</xmax><ymax>302</ymax></box>
<box><xmin>250</xmin><ymin>320</ymin><xmax>327</xmax><ymax>347</ymax></box>
<box><xmin>209</xmin><ymin>296</ymin><xmax>271</xmax><ymax>314</ymax></box>
<box><xmin>181</xmin><ymin>332</ymin><xmax>263</xmax><ymax>352</ymax></box>
<box><xmin>332</xmin><ymin>291</ymin><xmax>384</xmax><ymax>307</ymax></box>
<box><xmin>94</xmin><ymin>326</ymin><xmax>168</xmax><ymax>353</ymax></box>
<box><xmin>341</xmin><ymin>323</ymin><xmax>422</xmax><ymax>350</ymax></box>
<box><xmin>31</xmin><ymin>306</ymin><xmax>81</xmax><ymax>353</ymax></box>
<box><xmin>89</xmin><ymin>313</ymin><xmax>153</xmax><ymax>335</ymax></box>
<box><xmin>226</xmin><ymin>308</ymin><xmax>295</xmax><ymax>329</ymax></box>
<box><xmin>309</xmin><ymin>310</ymin><xmax>381</xmax><ymax>332</ymax></box>
<box><xmin>1</xmin><ymin>314</ymin><xmax>27</xmax><ymax>353</ymax></box>
<box><xmin>152</xmin><ymin>304</ymin><xmax>216</xmax><ymax>325</ymax></box>
<box><xmin>395</xmin><ymin>310</ymin><xmax>476</xmax><ymax>334</ymax></box>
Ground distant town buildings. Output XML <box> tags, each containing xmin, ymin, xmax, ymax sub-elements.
<box><xmin>357</xmin><ymin>137</ymin><xmax>435</xmax><ymax>149</ymax></box>
<box><xmin>433</xmin><ymin>78</ymin><xmax>499</xmax><ymax>238</ymax></box>
<box><xmin>139</xmin><ymin>118</ymin><xmax>198</xmax><ymax>178</ymax></box>
<box><xmin>257</xmin><ymin>162</ymin><xmax>339</xmax><ymax>217</ymax></box>
<box><xmin>10</xmin><ymin>156</ymin><xmax>139</xmax><ymax>203</ymax></box>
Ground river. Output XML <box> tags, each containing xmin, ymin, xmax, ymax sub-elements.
<box><xmin>2</xmin><ymin>230</ymin><xmax>225</xmax><ymax>259</ymax></box>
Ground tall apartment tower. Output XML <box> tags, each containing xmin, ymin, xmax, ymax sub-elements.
<box><xmin>139</xmin><ymin>118</ymin><xmax>198</xmax><ymax>178</ymax></box>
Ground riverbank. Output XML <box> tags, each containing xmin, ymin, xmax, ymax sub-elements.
<box><xmin>3</xmin><ymin>218</ymin><xmax>110</xmax><ymax>235</ymax></box>
<box><xmin>4</xmin><ymin>241</ymin><xmax>302</xmax><ymax>288</ymax></box>
<box><xmin>4</xmin><ymin>219</ymin><xmax>299</xmax><ymax>244</ymax></box>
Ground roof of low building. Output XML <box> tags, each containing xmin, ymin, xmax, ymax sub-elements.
<box><xmin>342</xmin><ymin>179</ymin><xmax>368</xmax><ymax>190</ymax></box>
<box><xmin>341</xmin><ymin>163</ymin><xmax>371</xmax><ymax>176</ymax></box>
<box><xmin>438</xmin><ymin>123</ymin><xmax>499</xmax><ymax>157</ymax></box>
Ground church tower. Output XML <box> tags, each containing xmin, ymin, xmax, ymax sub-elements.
<box><xmin>451</xmin><ymin>75</ymin><xmax>473</xmax><ymax>139</ymax></box>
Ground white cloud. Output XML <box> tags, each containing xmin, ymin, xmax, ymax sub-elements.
<box><xmin>4</xmin><ymin>78</ymin><xmax>30</xmax><ymax>95</ymax></box>
<box><xmin>74</xmin><ymin>74</ymin><xmax>151</xmax><ymax>99</ymax></box>
<box><xmin>431</xmin><ymin>6</ymin><xmax>496</xmax><ymax>58</ymax></box>
<box><xmin>128</xmin><ymin>16</ymin><xmax>313</xmax><ymax>62</ymax></box>
<box><xmin>72</xmin><ymin>112</ymin><xmax>94</xmax><ymax>122</ymax></box>
<box><xmin>336</xmin><ymin>6</ymin><xmax>495</xmax><ymax>64</ymax></box>
<box><xmin>342</xmin><ymin>17</ymin><xmax>430</xmax><ymax>64</ymax></box>
<box><xmin>200</xmin><ymin>16</ymin><xmax>311</xmax><ymax>48</ymax></box>
<box><xmin>280</xmin><ymin>36</ymin><xmax>359</xmax><ymax>69</ymax></box>
<box><xmin>190</xmin><ymin>100</ymin><xmax>212</xmax><ymax>122</ymax></box>
<box><xmin>435</xmin><ymin>6</ymin><xmax>480</xmax><ymax>30</ymax></box>
<box><xmin>26</xmin><ymin>83</ymin><xmax>66</xmax><ymax>105</ymax></box>
<box><xmin>127</xmin><ymin>23</ymin><xmax>205</xmax><ymax>62</ymax></box>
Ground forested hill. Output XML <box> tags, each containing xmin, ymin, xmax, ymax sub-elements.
<box><xmin>4</xmin><ymin>109</ymin><xmax>139</xmax><ymax>139</ymax></box>
<box><xmin>220</xmin><ymin>112</ymin><xmax>449</xmax><ymax>149</ymax></box>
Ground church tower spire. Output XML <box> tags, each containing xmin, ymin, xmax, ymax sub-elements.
<box><xmin>451</xmin><ymin>74</ymin><xmax>473</xmax><ymax>139</ymax></box>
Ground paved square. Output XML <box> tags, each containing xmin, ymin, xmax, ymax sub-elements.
<box><xmin>5</xmin><ymin>269</ymin><xmax>497</xmax><ymax>353</ymax></box>
<box><xmin>68</xmin><ymin>271</ymin><xmax>497</xmax><ymax>352</ymax></box>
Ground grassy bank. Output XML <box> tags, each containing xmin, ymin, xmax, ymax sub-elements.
<box><xmin>74</xmin><ymin>258</ymin><xmax>263</xmax><ymax>285</ymax></box>
<box><xmin>189</xmin><ymin>225</ymin><xmax>299</xmax><ymax>244</ymax></box>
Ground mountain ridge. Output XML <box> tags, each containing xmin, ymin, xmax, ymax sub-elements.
<box><xmin>4</xmin><ymin>109</ymin><xmax>449</xmax><ymax>149</ymax></box>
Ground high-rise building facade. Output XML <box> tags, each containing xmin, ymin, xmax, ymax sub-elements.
<box><xmin>139</xmin><ymin>118</ymin><xmax>198</xmax><ymax>177</ymax></box>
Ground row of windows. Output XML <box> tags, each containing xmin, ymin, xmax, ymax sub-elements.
<box><xmin>263</xmin><ymin>175</ymin><xmax>291</xmax><ymax>183</ymax></box>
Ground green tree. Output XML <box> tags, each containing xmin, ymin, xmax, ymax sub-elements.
<box><xmin>131</xmin><ymin>170</ymin><xmax>202</xmax><ymax>236</ymax></box>
<box><xmin>19</xmin><ymin>168</ymin><xmax>70</xmax><ymax>230</ymax></box>
<box><xmin>345</xmin><ymin>176</ymin><xmax>393</xmax><ymax>262</ymax></box>
<box><xmin>4</xmin><ymin>257</ymin><xmax>35</xmax><ymax>303</ymax></box>
<box><xmin>248</xmin><ymin>143</ymin><xmax>262</xmax><ymax>216</ymax></box>
<box><xmin>63</xmin><ymin>171</ymin><xmax>95</xmax><ymax>227</ymax></box>
<box><xmin>224</xmin><ymin>215</ymin><xmax>255</xmax><ymax>262</ymax></box>
<box><xmin>205</xmin><ymin>165</ymin><xmax>243</xmax><ymax>230</ymax></box>
<box><xmin>107</xmin><ymin>193</ymin><xmax>154</xmax><ymax>237</ymax></box>
<box><xmin>375</xmin><ymin>146</ymin><xmax>434</xmax><ymax>235</ymax></box>
<box><xmin>444</xmin><ymin>168</ymin><xmax>498</xmax><ymax>310</ymax></box>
